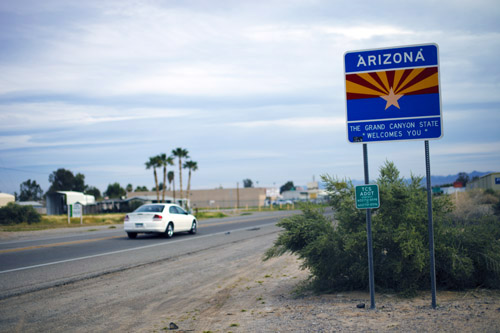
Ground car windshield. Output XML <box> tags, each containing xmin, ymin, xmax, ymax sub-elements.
<box><xmin>134</xmin><ymin>204</ymin><xmax>164</xmax><ymax>213</ymax></box>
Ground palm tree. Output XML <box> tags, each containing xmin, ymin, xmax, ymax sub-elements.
<box><xmin>158</xmin><ymin>153</ymin><xmax>174</xmax><ymax>203</ymax></box>
<box><xmin>167</xmin><ymin>171</ymin><xmax>174</xmax><ymax>190</ymax></box>
<box><xmin>183</xmin><ymin>160</ymin><xmax>198</xmax><ymax>203</ymax></box>
<box><xmin>172</xmin><ymin>148</ymin><xmax>189</xmax><ymax>204</ymax></box>
<box><xmin>171</xmin><ymin>171</ymin><xmax>176</xmax><ymax>201</ymax></box>
<box><xmin>145</xmin><ymin>155</ymin><xmax>161</xmax><ymax>202</ymax></box>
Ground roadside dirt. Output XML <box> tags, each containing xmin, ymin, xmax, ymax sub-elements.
<box><xmin>1</xmin><ymin>230</ymin><xmax>499</xmax><ymax>332</ymax></box>
<box><xmin>159</xmin><ymin>253</ymin><xmax>500</xmax><ymax>333</ymax></box>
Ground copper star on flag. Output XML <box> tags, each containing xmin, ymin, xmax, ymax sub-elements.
<box><xmin>380</xmin><ymin>87</ymin><xmax>404</xmax><ymax>110</ymax></box>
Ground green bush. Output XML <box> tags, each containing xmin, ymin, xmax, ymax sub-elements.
<box><xmin>493</xmin><ymin>192</ymin><xmax>500</xmax><ymax>216</ymax></box>
<box><xmin>437</xmin><ymin>214</ymin><xmax>500</xmax><ymax>289</ymax></box>
<box><xmin>265</xmin><ymin>161</ymin><xmax>500</xmax><ymax>295</ymax></box>
<box><xmin>0</xmin><ymin>202</ymin><xmax>42</xmax><ymax>225</ymax></box>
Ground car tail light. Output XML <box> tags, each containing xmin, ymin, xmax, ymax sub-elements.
<box><xmin>124</xmin><ymin>215</ymin><xmax>129</xmax><ymax>222</ymax></box>
<box><xmin>153</xmin><ymin>214</ymin><xmax>163</xmax><ymax>221</ymax></box>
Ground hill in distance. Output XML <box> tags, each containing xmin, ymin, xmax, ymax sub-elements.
<box><xmin>428</xmin><ymin>171</ymin><xmax>493</xmax><ymax>186</ymax></box>
<box><xmin>317</xmin><ymin>171</ymin><xmax>494</xmax><ymax>188</ymax></box>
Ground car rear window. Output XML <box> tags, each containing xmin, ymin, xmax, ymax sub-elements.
<box><xmin>134</xmin><ymin>205</ymin><xmax>164</xmax><ymax>213</ymax></box>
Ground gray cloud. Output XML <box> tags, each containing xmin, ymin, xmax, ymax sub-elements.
<box><xmin>0</xmin><ymin>0</ymin><xmax>499</xmax><ymax>194</ymax></box>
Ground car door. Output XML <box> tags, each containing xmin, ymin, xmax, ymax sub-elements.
<box><xmin>178</xmin><ymin>206</ymin><xmax>193</xmax><ymax>231</ymax></box>
<box><xmin>168</xmin><ymin>206</ymin><xmax>179</xmax><ymax>231</ymax></box>
<box><xmin>172</xmin><ymin>205</ymin><xmax>190</xmax><ymax>231</ymax></box>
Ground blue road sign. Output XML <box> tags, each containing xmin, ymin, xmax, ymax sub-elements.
<box><xmin>344</xmin><ymin>44</ymin><xmax>442</xmax><ymax>143</ymax></box>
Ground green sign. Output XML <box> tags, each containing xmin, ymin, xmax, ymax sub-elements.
<box><xmin>71</xmin><ymin>203</ymin><xmax>82</xmax><ymax>218</ymax></box>
<box><xmin>355</xmin><ymin>184</ymin><xmax>380</xmax><ymax>209</ymax></box>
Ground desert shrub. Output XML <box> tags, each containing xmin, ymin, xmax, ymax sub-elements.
<box><xmin>0</xmin><ymin>202</ymin><xmax>42</xmax><ymax>225</ymax></box>
<box><xmin>264</xmin><ymin>204</ymin><xmax>362</xmax><ymax>290</ymax></box>
<box><xmin>495</xmin><ymin>199</ymin><xmax>500</xmax><ymax>217</ymax></box>
<box><xmin>449</xmin><ymin>190</ymin><xmax>497</xmax><ymax>224</ymax></box>
<box><xmin>486</xmin><ymin>190</ymin><xmax>500</xmax><ymax>217</ymax></box>
<box><xmin>265</xmin><ymin>161</ymin><xmax>500</xmax><ymax>295</ymax></box>
<box><xmin>436</xmin><ymin>214</ymin><xmax>500</xmax><ymax>289</ymax></box>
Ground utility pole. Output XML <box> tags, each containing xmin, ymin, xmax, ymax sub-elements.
<box><xmin>236</xmin><ymin>182</ymin><xmax>240</xmax><ymax>208</ymax></box>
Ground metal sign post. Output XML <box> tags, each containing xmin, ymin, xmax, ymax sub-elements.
<box><xmin>344</xmin><ymin>44</ymin><xmax>442</xmax><ymax>309</ymax></box>
<box><xmin>425</xmin><ymin>141</ymin><xmax>437</xmax><ymax>308</ymax></box>
<box><xmin>363</xmin><ymin>144</ymin><xmax>376</xmax><ymax>310</ymax></box>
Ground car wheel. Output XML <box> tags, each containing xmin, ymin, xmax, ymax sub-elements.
<box><xmin>127</xmin><ymin>232</ymin><xmax>137</xmax><ymax>239</ymax></box>
<box><xmin>165</xmin><ymin>223</ymin><xmax>174</xmax><ymax>238</ymax></box>
<box><xmin>189</xmin><ymin>220</ymin><xmax>197</xmax><ymax>234</ymax></box>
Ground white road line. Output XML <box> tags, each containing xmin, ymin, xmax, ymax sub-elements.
<box><xmin>0</xmin><ymin>222</ymin><xmax>277</xmax><ymax>275</ymax></box>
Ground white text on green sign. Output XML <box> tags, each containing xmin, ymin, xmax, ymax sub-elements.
<box><xmin>356</xmin><ymin>184</ymin><xmax>380</xmax><ymax>209</ymax></box>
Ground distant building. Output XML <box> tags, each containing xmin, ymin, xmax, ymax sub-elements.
<box><xmin>0</xmin><ymin>193</ymin><xmax>15</xmax><ymax>207</ymax></box>
<box><xmin>128</xmin><ymin>187</ymin><xmax>267</xmax><ymax>209</ymax></box>
<box><xmin>16</xmin><ymin>201</ymin><xmax>46</xmax><ymax>214</ymax></box>
<box><xmin>307</xmin><ymin>181</ymin><xmax>319</xmax><ymax>190</ymax></box>
<box><xmin>281</xmin><ymin>190</ymin><xmax>309</xmax><ymax>201</ymax></box>
<box><xmin>440</xmin><ymin>186</ymin><xmax>466</xmax><ymax>195</ymax></box>
<box><xmin>467</xmin><ymin>172</ymin><xmax>500</xmax><ymax>191</ymax></box>
<box><xmin>96</xmin><ymin>195</ymin><xmax>186</xmax><ymax>214</ymax></box>
<box><xmin>46</xmin><ymin>191</ymin><xmax>95</xmax><ymax>215</ymax></box>
<box><xmin>306</xmin><ymin>181</ymin><xmax>328</xmax><ymax>202</ymax></box>
<box><xmin>266</xmin><ymin>188</ymin><xmax>280</xmax><ymax>201</ymax></box>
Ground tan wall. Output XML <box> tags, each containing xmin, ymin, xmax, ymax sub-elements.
<box><xmin>467</xmin><ymin>172</ymin><xmax>500</xmax><ymax>191</ymax></box>
<box><xmin>128</xmin><ymin>187</ymin><xmax>268</xmax><ymax>208</ymax></box>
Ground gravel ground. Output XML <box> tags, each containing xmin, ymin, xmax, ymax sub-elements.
<box><xmin>164</xmin><ymin>253</ymin><xmax>500</xmax><ymax>333</ymax></box>
<box><xmin>1</xmin><ymin>228</ymin><xmax>499</xmax><ymax>332</ymax></box>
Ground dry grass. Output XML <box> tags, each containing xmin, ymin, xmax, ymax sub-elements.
<box><xmin>0</xmin><ymin>200</ymin><xmax>311</xmax><ymax>233</ymax></box>
<box><xmin>195</xmin><ymin>211</ymin><xmax>229</xmax><ymax>219</ymax></box>
<box><xmin>0</xmin><ymin>210</ymin><xmax>241</xmax><ymax>232</ymax></box>
<box><xmin>0</xmin><ymin>213</ymin><xmax>126</xmax><ymax>232</ymax></box>
<box><xmin>449</xmin><ymin>190</ymin><xmax>498</xmax><ymax>224</ymax></box>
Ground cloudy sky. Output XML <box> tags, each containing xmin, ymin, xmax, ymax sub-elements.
<box><xmin>1</xmin><ymin>0</ymin><xmax>499</xmax><ymax>195</ymax></box>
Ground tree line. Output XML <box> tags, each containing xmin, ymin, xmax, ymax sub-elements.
<box><xmin>12</xmin><ymin>147</ymin><xmax>197</xmax><ymax>202</ymax></box>
<box><xmin>14</xmin><ymin>169</ymin><xmax>132</xmax><ymax>201</ymax></box>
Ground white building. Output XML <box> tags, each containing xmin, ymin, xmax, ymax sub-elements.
<box><xmin>46</xmin><ymin>191</ymin><xmax>95</xmax><ymax>215</ymax></box>
<box><xmin>0</xmin><ymin>193</ymin><xmax>15</xmax><ymax>207</ymax></box>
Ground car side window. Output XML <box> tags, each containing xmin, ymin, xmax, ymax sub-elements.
<box><xmin>169</xmin><ymin>206</ymin><xmax>177</xmax><ymax>214</ymax></box>
<box><xmin>176</xmin><ymin>206</ymin><xmax>186</xmax><ymax>215</ymax></box>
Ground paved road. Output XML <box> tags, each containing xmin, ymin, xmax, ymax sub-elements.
<box><xmin>0</xmin><ymin>210</ymin><xmax>303</xmax><ymax>299</ymax></box>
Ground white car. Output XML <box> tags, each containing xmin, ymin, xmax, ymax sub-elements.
<box><xmin>124</xmin><ymin>203</ymin><xmax>197</xmax><ymax>239</ymax></box>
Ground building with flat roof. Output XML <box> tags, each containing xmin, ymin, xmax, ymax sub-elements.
<box><xmin>128</xmin><ymin>187</ymin><xmax>267</xmax><ymax>209</ymax></box>
<box><xmin>466</xmin><ymin>172</ymin><xmax>500</xmax><ymax>191</ymax></box>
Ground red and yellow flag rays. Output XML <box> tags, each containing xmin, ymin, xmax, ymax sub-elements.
<box><xmin>346</xmin><ymin>67</ymin><xmax>439</xmax><ymax>100</ymax></box>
